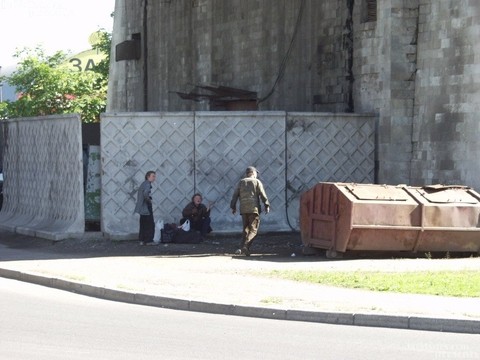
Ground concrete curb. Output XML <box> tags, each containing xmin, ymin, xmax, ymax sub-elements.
<box><xmin>1</xmin><ymin>267</ymin><xmax>479</xmax><ymax>335</ymax></box>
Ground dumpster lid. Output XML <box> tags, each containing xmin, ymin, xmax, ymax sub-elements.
<box><xmin>346</xmin><ymin>184</ymin><xmax>410</xmax><ymax>201</ymax></box>
<box><xmin>416</xmin><ymin>185</ymin><xmax>479</xmax><ymax>204</ymax></box>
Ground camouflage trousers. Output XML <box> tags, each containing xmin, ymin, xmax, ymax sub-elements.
<box><xmin>240</xmin><ymin>213</ymin><xmax>260</xmax><ymax>250</ymax></box>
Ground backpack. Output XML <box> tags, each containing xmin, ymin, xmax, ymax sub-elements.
<box><xmin>161</xmin><ymin>223</ymin><xmax>178</xmax><ymax>243</ymax></box>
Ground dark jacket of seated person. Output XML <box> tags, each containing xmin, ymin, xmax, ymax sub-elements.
<box><xmin>181</xmin><ymin>193</ymin><xmax>212</xmax><ymax>237</ymax></box>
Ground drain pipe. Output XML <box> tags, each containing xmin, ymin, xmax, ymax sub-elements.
<box><xmin>143</xmin><ymin>0</ymin><xmax>149</xmax><ymax>111</ymax></box>
<box><xmin>344</xmin><ymin>0</ymin><xmax>355</xmax><ymax>112</ymax></box>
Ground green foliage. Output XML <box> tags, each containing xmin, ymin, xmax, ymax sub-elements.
<box><xmin>91</xmin><ymin>29</ymin><xmax>112</xmax><ymax>83</ymax></box>
<box><xmin>0</xmin><ymin>29</ymin><xmax>112</xmax><ymax>123</ymax></box>
<box><xmin>0</xmin><ymin>102</ymin><xmax>8</xmax><ymax>119</ymax></box>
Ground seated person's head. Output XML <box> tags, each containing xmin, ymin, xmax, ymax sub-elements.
<box><xmin>192</xmin><ymin>193</ymin><xmax>202</xmax><ymax>206</ymax></box>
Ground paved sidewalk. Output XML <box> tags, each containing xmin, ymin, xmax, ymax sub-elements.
<box><xmin>0</xmin><ymin>233</ymin><xmax>479</xmax><ymax>334</ymax></box>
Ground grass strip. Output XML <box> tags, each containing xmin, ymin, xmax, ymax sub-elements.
<box><xmin>268</xmin><ymin>270</ymin><xmax>480</xmax><ymax>297</ymax></box>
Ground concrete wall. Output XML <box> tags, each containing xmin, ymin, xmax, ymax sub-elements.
<box><xmin>352</xmin><ymin>0</ymin><xmax>419</xmax><ymax>186</ymax></box>
<box><xmin>352</xmin><ymin>0</ymin><xmax>480</xmax><ymax>190</ymax></box>
<box><xmin>0</xmin><ymin>115</ymin><xmax>85</xmax><ymax>240</ymax></box>
<box><xmin>0</xmin><ymin>111</ymin><xmax>374</xmax><ymax>240</ymax></box>
<box><xmin>101</xmin><ymin>112</ymin><xmax>375</xmax><ymax>239</ymax></box>
<box><xmin>108</xmin><ymin>0</ymin><xmax>353</xmax><ymax>113</ymax></box>
<box><xmin>107</xmin><ymin>0</ymin><xmax>145</xmax><ymax>112</ymax></box>
<box><xmin>108</xmin><ymin>0</ymin><xmax>480</xmax><ymax>191</ymax></box>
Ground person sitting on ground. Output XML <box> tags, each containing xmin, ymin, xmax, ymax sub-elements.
<box><xmin>181</xmin><ymin>193</ymin><xmax>213</xmax><ymax>238</ymax></box>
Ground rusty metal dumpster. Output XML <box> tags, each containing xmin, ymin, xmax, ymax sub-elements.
<box><xmin>300</xmin><ymin>182</ymin><xmax>480</xmax><ymax>257</ymax></box>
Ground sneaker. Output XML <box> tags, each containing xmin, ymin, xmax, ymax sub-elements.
<box><xmin>146</xmin><ymin>242</ymin><xmax>157</xmax><ymax>246</ymax></box>
<box><xmin>234</xmin><ymin>248</ymin><xmax>250</xmax><ymax>256</ymax></box>
<box><xmin>139</xmin><ymin>241</ymin><xmax>145</xmax><ymax>246</ymax></box>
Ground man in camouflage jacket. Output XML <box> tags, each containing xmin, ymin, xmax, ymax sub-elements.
<box><xmin>230</xmin><ymin>166</ymin><xmax>270</xmax><ymax>256</ymax></box>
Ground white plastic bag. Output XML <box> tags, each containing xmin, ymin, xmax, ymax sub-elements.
<box><xmin>179</xmin><ymin>219</ymin><xmax>190</xmax><ymax>232</ymax></box>
<box><xmin>153</xmin><ymin>220</ymin><xmax>164</xmax><ymax>243</ymax></box>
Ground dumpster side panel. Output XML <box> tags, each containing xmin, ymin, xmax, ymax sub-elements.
<box><xmin>335</xmin><ymin>185</ymin><xmax>421</xmax><ymax>252</ymax></box>
<box><xmin>299</xmin><ymin>188</ymin><xmax>322</xmax><ymax>246</ymax></box>
<box><xmin>416</xmin><ymin>231</ymin><xmax>480</xmax><ymax>252</ymax></box>
<box><xmin>333</xmin><ymin>189</ymin><xmax>354</xmax><ymax>252</ymax></box>
<box><xmin>300</xmin><ymin>183</ymin><xmax>345</xmax><ymax>250</ymax></box>
<box><xmin>347</xmin><ymin>229</ymin><xmax>418</xmax><ymax>251</ymax></box>
<box><xmin>351</xmin><ymin>202</ymin><xmax>420</xmax><ymax>226</ymax></box>
<box><xmin>422</xmin><ymin>205</ymin><xmax>480</xmax><ymax>228</ymax></box>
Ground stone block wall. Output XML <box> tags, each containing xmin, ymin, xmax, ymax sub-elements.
<box><xmin>352</xmin><ymin>0</ymin><xmax>480</xmax><ymax>190</ymax></box>
<box><xmin>411</xmin><ymin>0</ymin><xmax>480</xmax><ymax>189</ymax></box>
<box><xmin>352</xmin><ymin>0</ymin><xmax>419</xmax><ymax>185</ymax></box>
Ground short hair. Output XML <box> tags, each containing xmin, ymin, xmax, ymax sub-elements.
<box><xmin>145</xmin><ymin>170</ymin><xmax>156</xmax><ymax>180</ymax></box>
<box><xmin>192</xmin><ymin>193</ymin><xmax>202</xmax><ymax>202</ymax></box>
<box><xmin>245</xmin><ymin>166</ymin><xmax>258</xmax><ymax>176</ymax></box>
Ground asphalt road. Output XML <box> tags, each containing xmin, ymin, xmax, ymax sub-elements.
<box><xmin>1</xmin><ymin>278</ymin><xmax>479</xmax><ymax>360</ymax></box>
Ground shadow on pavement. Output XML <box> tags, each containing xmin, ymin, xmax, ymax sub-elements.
<box><xmin>0</xmin><ymin>229</ymin><xmax>476</xmax><ymax>263</ymax></box>
<box><xmin>0</xmin><ymin>230</ymin><xmax>307</xmax><ymax>262</ymax></box>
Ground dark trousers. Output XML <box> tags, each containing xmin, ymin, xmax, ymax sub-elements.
<box><xmin>240</xmin><ymin>213</ymin><xmax>260</xmax><ymax>250</ymax></box>
<box><xmin>139</xmin><ymin>205</ymin><xmax>154</xmax><ymax>243</ymax></box>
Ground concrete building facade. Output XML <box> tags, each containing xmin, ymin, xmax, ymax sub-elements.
<box><xmin>107</xmin><ymin>0</ymin><xmax>480</xmax><ymax>190</ymax></box>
